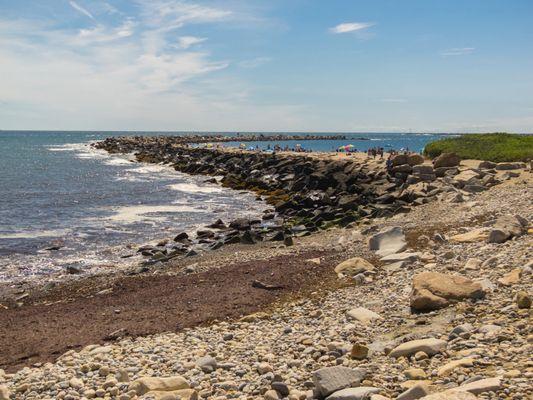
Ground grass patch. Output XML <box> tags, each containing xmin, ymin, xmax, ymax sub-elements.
<box><xmin>424</xmin><ymin>133</ymin><xmax>533</xmax><ymax>162</ymax></box>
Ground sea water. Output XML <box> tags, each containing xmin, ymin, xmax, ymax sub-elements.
<box><xmin>0</xmin><ymin>131</ymin><xmax>445</xmax><ymax>283</ymax></box>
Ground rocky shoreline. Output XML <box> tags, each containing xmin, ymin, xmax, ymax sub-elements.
<box><xmin>91</xmin><ymin>136</ymin><xmax>523</xmax><ymax>269</ymax></box>
<box><xmin>0</xmin><ymin>136</ymin><xmax>531</xmax><ymax>400</ymax></box>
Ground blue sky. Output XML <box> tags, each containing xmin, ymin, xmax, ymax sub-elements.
<box><xmin>0</xmin><ymin>0</ymin><xmax>532</xmax><ymax>132</ymax></box>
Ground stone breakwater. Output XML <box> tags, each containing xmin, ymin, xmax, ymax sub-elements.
<box><xmin>93</xmin><ymin>137</ymin><xmax>406</xmax><ymax>265</ymax></box>
<box><xmin>103</xmin><ymin>133</ymin><xmax>348</xmax><ymax>145</ymax></box>
<box><xmin>92</xmin><ymin>137</ymin><xmax>525</xmax><ymax>268</ymax></box>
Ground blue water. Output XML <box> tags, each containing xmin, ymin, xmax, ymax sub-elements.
<box><xmin>0</xmin><ymin>131</ymin><xmax>445</xmax><ymax>283</ymax></box>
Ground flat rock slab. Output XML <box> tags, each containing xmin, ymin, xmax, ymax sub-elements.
<box><xmin>380</xmin><ymin>252</ymin><xmax>420</xmax><ymax>264</ymax></box>
<box><xmin>368</xmin><ymin>226</ymin><xmax>407</xmax><ymax>257</ymax></box>
<box><xmin>312</xmin><ymin>366</ymin><xmax>366</xmax><ymax>398</ymax></box>
<box><xmin>325</xmin><ymin>387</ymin><xmax>381</xmax><ymax>400</ymax></box>
<box><xmin>388</xmin><ymin>338</ymin><xmax>447</xmax><ymax>358</ymax></box>
<box><xmin>421</xmin><ymin>391</ymin><xmax>477</xmax><ymax>400</ymax></box>
<box><xmin>346</xmin><ymin>307</ymin><xmax>382</xmax><ymax>324</ymax></box>
<box><xmin>410</xmin><ymin>272</ymin><xmax>485</xmax><ymax>312</ymax></box>
<box><xmin>335</xmin><ymin>257</ymin><xmax>375</xmax><ymax>277</ymax></box>
<box><xmin>449</xmin><ymin>228</ymin><xmax>490</xmax><ymax>243</ymax></box>
<box><xmin>458</xmin><ymin>377</ymin><xmax>502</xmax><ymax>395</ymax></box>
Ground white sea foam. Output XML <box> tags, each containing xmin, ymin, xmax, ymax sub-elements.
<box><xmin>167</xmin><ymin>183</ymin><xmax>223</xmax><ymax>194</ymax></box>
<box><xmin>0</xmin><ymin>229</ymin><xmax>69</xmax><ymax>239</ymax></box>
<box><xmin>105</xmin><ymin>205</ymin><xmax>207</xmax><ymax>224</ymax></box>
<box><xmin>103</xmin><ymin>158</ymin><xmax>135</xmax><ymax>166</ymax></box>
<box><xmin>126</xmin><ymin>164</ymin><xmax>170</xmax><ymax>174</ymax></box>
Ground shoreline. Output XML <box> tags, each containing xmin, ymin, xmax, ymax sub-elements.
<box><xmin>0</xmin><ymin>167</ymin><xmax>530</xmax><ymax>397</ymax></box>
<box><xmin>0</xmin><ymin>135</ymin><xmax>531</xmax><ymax>399</ymax></box>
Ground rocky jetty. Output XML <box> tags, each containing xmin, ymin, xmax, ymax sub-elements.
<box><xmin>93</xmin><ymin>138</ymin><xmax>519</xmax><ymax>269</ymax></box>
<box><xmin>97</xmin><ymin>133</ymin><xmax>348</xmax><ymax>146</ymax></box>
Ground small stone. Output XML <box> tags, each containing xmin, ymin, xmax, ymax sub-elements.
<box><xmin>196</xmin><ymin>355</ymin><xmax>217</xmax><ymax>373</ymax></box>
<box><xmin>264</xmin><ymin>389</ymin><xmax>282</xmax><ymax>400</ymax></box>
<box><xmin>350</xmin><ymin>344</ymin><xmax>369</xmax><ymax>360</ymax></box>
<box><xmin>404</xmin><ymin>368</ymin><xmax>426</xmax><ymax>380</ymax></box>
<box><xmin>257</xmin><ymin>362</ymin><xmax>274</xmax><ymax>375</ymax></box>
<box><xmin>69</xmin><ymin>377</ymin><xmax>84</xmax><ymax>389</ymax></box>
<box><xmin>516</xmin><ymin>291</ymin><xmax>531</xmax><ymax>309</ymax></box>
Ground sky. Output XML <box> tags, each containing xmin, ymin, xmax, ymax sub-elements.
<box><xmin>0</xmin><ymin>0</ymin><xmax>532</xmax><ymax>132</ymax></box>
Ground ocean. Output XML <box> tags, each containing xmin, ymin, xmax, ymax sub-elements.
<box><xmin>0</xmin><ymin>131</ymin><xmax>445</xmax><ymax>283</ymax></box>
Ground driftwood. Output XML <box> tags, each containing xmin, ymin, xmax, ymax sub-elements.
<box><xmin>251</xmin><ymin>280</ymin><xmax>284</xmax><ymax>290</ymax></box>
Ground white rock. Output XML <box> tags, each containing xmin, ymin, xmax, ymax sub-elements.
<box><xmin>388</xmin><ymin>338</ymin><xmax>447</xmax><ymax>358</ymax></box>
<box><xmin>325</xmin><ymin>387</ymin><xmax>381</xmax><ymax>400</ymax></box>
<box><xmin>368</xmin><ymin>227</ymin><xmax>407</xmax><ymax>257</ymax></box>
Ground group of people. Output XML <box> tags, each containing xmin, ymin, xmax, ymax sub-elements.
<box><xmin>366</xmin><ymin>147</ymin><xmax>385</xmax><ymax>159</ymax></box>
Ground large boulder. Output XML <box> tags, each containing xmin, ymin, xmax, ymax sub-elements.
<box><xmin>433</xmin><ymin>153</ymin><xmax>460</xmax><ymax>168</ymax></box>
<box><xmin>453</xmin><ymin>170</ymin><xmax>480</xmax><ymax>186</ymax></box>
<box><xmin>478</xmin><ymin>160</ymin><xmax>496</xmax><ymax>169</ymax></box>
<box><xmin>488</xmin><ymin>215</ymin><xmax>527</xmax><ymax>243</ymax></box>
<box><xmin>495</xmin><ymin>162</ymin><xmax>525</xmax><ymax>170</ymax></box>
<box><xmin>388</xmin><ymin>338</ymin><xmax>447</xmax><ymax>358</ymax></box>
<box><xmin>412</xmin><ymin>164</ymin><xmax>434</xmax><ymax>175</ymax></box>
<box><xmin>129</xmin><ymin>376</ymin><xmax>189</xmax><ymax>395</ymax></box>
<box><xmin>410</xmin><ymin>272</ymin><xmax>485</xmax><ymax>312</ymax></box>
<box><xmin>368</xmin><ymin>227</ymin><xmax>407</xmax><ymax>257</ymax></box>
<box><xmin>407</xmin><ymin>154</ymin><xmax>425</xmax><ymax>166</ymax></box>
<box><xmin>312</xmin><ymin>366</ymin><xmax>365</xmax><ymax>398</ymax></box>
<box><xmin>335</xmin><ymin>257</ymin><xmax>375</xmax><ymax>277</ymax></box>
<box><xmin>391</xmin><ymin>154</ymin><xmax>409</xmax><ymax>167</ymax></box>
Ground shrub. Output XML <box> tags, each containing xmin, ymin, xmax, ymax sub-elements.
<box><xmin>423</xmin><ymin>133</ymin><xmax>533</xmax><ymax>162</ymax></box>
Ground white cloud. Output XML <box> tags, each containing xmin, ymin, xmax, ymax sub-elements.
<box><xmin>441</xmin><ymin>47</ymin><xmax>475</xmax><ymax>56</ymax></box>
<box><xmin>69</xmin><ymin>1</ymin><xmax>96</xmax><ymax>21</ymax></box>
<box><xmin>330</xmin><ymin>22</ymin><xmax>374</xmax><ymax>34</ymax></box>
<box><xmin>75</xmin><ymin>20</ymin><xmax>136</xmax><ymax>44</ymax></box>
<box><xmin>138</xmin><ymin>0</ymin><xmax>233</xmax><ymax>30</ymax></box>
<box><xmin>177</xmin><ymin>36</ymin><xmax>207</xmax><ymax>49</ymax></box>
<box><xmin>238</xmin><ymin>57</ymin><xmax>271</xmax><ymax>68</ymax></box>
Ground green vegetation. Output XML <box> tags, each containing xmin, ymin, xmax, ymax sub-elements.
<box><xmin>424</xmin><ymin>133</ymin><xmax>533</xmax><ymax>162</ymax></box>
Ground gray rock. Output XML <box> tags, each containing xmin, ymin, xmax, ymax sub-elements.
<box><xmin>495</xmin><ymin>162</ymin><xmax>525</xmax><ymax>170</ymax></box>
<box><xmin>312</xmin><ymin>366</ymin><xmax>366</xmax><ymax>398</ymax></box>
<box><xmin>196</xmin><ymin>355</ymin><xmax>217</xmax><ymax>373</ymax></box>
<box><xmin>397</xmin><ymin>384</ymin><xmax>430</xmax><ymax>400</ymax></box>
<box><xmin>487</xmin><ymin>215</ymin><xmax>526</xmax><ymax>243</ymax></box>
<box><xmin>368</xmin><ymin>227</ymin><xmax>407</xmax><ymax>257</ymax></box>
<box><xmin>380</xmin><ymin>252</ymin><xmax>419</xmax><ymax>265</ymax></box>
